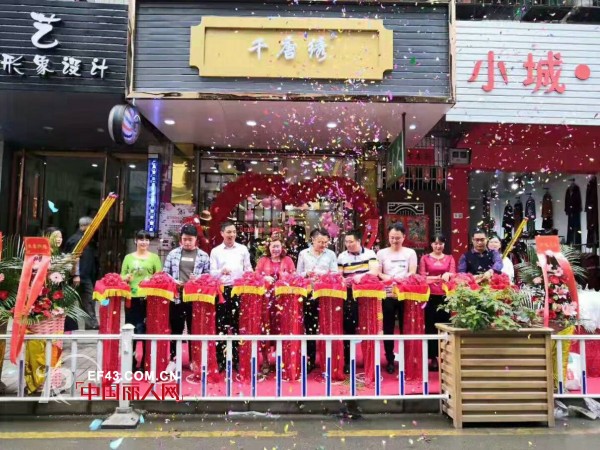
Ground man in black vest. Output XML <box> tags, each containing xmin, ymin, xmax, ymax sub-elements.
<box><xmin>458</xmin><ymin>229</ymin><xmax>503</xmax><ymax>281</ymax></box>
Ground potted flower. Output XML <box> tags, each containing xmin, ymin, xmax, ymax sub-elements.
<box><xmin>0</xmin><ymin>235</ymin><xmax>88</xmax><ymax>394</ymax></box>
<box><xmin>516</xmin><ymin>245</ymin><xmax>583</xmax><ymax>389</ymax></box>
<box><xmin>436</xmin><ymin>274</ymin><xmax>554</xmax><ymax>429</ymax></box>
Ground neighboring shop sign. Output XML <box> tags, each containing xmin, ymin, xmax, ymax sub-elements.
<box><xmin>0</xmin><ymin>0</ymin><xmax>127</xmax><ymax>92</ymax></box>
<box><xmin>447</xmin><ymin>21</ymin><xmax>600</xmax><ymax>125</ymax></box>
<box><xmin>190</xmin><ymin>17</ymin><xmax>393</xmax><ymax>80</ymax></box>
<box><xmin>145</xmin><ymin>157</ymin><xmax>161</xmax><ymax>235</ymax></box>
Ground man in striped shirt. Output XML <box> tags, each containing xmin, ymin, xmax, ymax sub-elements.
<box><xmin>337</xmin><ymin>229</ymin><xmax>379</xmax><ymax>373</ymax></box>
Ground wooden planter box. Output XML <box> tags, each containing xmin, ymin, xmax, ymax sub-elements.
<box><xmin>436</xmin><ymin>324</ymin><xmax>555</xmax><ymax>428</ymax></box>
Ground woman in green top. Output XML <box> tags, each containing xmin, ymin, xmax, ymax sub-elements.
<box><xmin>121</xmin><ymin>230</ymin><xmax>162</xmax><ymax>371</ymax></box>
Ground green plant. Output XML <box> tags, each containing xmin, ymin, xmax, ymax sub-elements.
<box><xmin>440</xmin><ymin>285</ymin><xmax>539</xmax><ymax>332</ymax></box>
<box><xmin>516</xmin><ymin>244</ymin><xmax>587</xmax><ymax>286</ymax></box>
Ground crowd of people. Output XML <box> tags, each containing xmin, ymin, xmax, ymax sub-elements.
<box><xmin>47</xmin><ymin>217</ymin><xmax>516</xmax><ymax>377</ymax></box>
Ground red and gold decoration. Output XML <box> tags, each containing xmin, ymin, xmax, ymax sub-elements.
<box><xmin>394</xmin><ymin>274</ymin><xmax>430</xmax><ymax>381</ymax></box>
<box><xmin>93</xmin><ymin>273</ymin><xmax>131</xmax><ymax>384</ymax></box>
<box><xmin>183</xmin><ymin>274</ymin><xmax>222</xmax><ymax>382</ymax></box>
<box><xmin>138</xmin><ymin>272</ymin><xmax>178</xmax><ymax>375</ymax></box>
<box><xmin>232</xmin><ymin>272</ymin><xmax>267</xmax><ymax>381</ymax></box>
<box><xmin>313</xmin><ymin>273</ymin><xmax>347</xmax><ymax>381</ymax></box>
<box><xmin>208</xmin><ymin>173</ymin><xmax>378</xmax><ymax>247</ymax></box>
<box><xmin>274</xmin><ymin>274</ymin><xmax>311</xmax><ymax>381</ymax></box>
<box><xmin>352</xmin><ymin>275</ymin><xmax>386</xmax><ymax>385</ymax></box>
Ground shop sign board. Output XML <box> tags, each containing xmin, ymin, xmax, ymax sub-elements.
<box><xmin>133</xmin><ymin>2</ymin><xmax>450</xmax><ymax>99</ymax></box>
<box><xmin>447</xmin><ymin>21</ymin><xmax>600</xmax><ymax>125</ymax></box>
<box><xmin>190</xmin><ymin>17</ymin><xmax>393</xmax><ymax>80</ymax></box>
<box><xmin>0</xmin><ymin>0</ymin><xmax>127</xmax><ymax>93</ymax></box>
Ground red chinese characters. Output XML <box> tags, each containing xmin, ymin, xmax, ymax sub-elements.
<box><xmin>523</xmin><ymin>51</ymin><xmax>565</xmax><ymax>94</ymax></box>
<box><xmin>468</xmin><ymin>50</ymin><xmax>508</xmax><ymax>92</ymax></box>
<box><xmin>468</xmin><ymin>50</ymin><xmax>592</xmax><ymax>94</ymax></box>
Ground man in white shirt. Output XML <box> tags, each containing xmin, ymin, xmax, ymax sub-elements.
<box><xmin>337</xmin><ymin>229</ymin><xmax>378</xmax><ymax>373</ymax></box>
<box><xmin>210</xmin><ymin>221</ymin><xmax>253</xmax><ymax>370</ymax></box>
<box><xmin>377</xmin><ymin>222</ymin><xmax>418</xmax><ymax>374</ymax></box>
<box><xmin>297</xmin><ymin>228</ymin><xmax>338</xmax><ymax>372</ymax></box>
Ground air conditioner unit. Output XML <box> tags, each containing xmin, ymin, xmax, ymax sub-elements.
<box><xmin>449</xmin><ymin>148</ymin><xmax>471</xmax><ymax>165</ymax></box>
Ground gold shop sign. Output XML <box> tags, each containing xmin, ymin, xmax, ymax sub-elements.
<box><xmin>190</xmin><ymin>17</ymin><xmax>394</xmax><ymax>80</ymax></box>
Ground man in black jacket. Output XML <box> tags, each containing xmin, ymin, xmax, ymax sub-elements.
<box><xmin>64</xmin><ymin>216</ymin><xmax>99</xmax><ymax>330</ymax></box>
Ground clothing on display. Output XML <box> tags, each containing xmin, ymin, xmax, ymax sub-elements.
<box><xmin>513</xmin><ymin>198</ymin><xmax>524</xmax><ymax>232</ymax></box>
<box><xmin>502</xmin><ymin>201</ymin><xmax>514</xmax><ymax>240</ymax></box>
<box><xmin>565</xmin><ymin>181</ymin><xmax>582</xmax><ymax>246</ymax></box>
<box><xmin>525</xmin><ymin>194</ymin><xmax>536</xmax><ymax>236</ymax></box>
<box><xmin>586</xmin><ymin>175</ymin><xmax>599</xmax><ymax>248</ymax></box>
<box><xmin>542</xmin><ymin>190</ymin><xmax>553</xmax><ymax>230</ymax></box>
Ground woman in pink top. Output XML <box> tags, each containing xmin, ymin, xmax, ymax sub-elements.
<box><xmin>255</xmin><ymin>234</ymin><xmax>295</xmax><ymax>374</ymax></box>
<box><xmin>418</xmin><ymin>234</ymin><xmax>456</xmax><ymax>370</ymax></box>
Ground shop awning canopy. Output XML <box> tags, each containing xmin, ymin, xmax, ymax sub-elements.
<box><xmin>132</xmin><ymin>99</ymin><xmax>451</xmax><ymax>152</ymax></box>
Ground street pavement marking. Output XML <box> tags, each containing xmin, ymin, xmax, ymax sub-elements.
<box><xmin>1</xmin><ymin>427</ymin><xmax>600</xmax><ymax>440</ymax></box>
<box><xmin>0</xmin><ymin>431</ymin><xmax>297</xmax><ymax>439</ymax></box>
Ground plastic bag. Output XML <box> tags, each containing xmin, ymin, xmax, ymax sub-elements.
<box><xmin>566</xmin><ymin>352</ymin><xmax>582</xmax><ymax>391</ymax></box>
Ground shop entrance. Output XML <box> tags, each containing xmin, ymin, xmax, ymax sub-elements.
<box><xmin>10</xmin><ymin>151</ymin><xmax>148</xmax><ymax>274</ymax></box>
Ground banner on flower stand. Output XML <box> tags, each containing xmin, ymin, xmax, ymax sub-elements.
<box><xmin>535</xmin><ymin>236</ymin><xmax>580</xmax><ymax>327</ymax></box>
<box><xmin>10</xmin><ymin>237</ymin><xmax>52</xmax><ymax>364</ymax></box>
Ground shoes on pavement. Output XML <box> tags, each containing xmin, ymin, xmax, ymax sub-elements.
<box><xmin>386</xmin><ymin>363</ymin><xmax>395</xmax><ymax>374</ymax></box>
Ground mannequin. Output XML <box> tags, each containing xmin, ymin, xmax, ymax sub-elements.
<box><xmin>565</xmin><ymin>179</ymin><xmax>582</xmax><ymax>245</ymax></box>
<box><xmin>542</xmin><ymin>188</ymin><xmax>553</xmax><ymax>230</ymax></box>
<box><xmin>525</xmin><ymin>193</ymin><xmax>536</xmax><ymax>236</ymax></box>
<box><xmin>502</xmin><ymin>200</ymin><xmax>514</xmax><ymax>240</ymax></box>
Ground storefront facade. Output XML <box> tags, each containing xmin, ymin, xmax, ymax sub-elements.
<box><xmin>129</xmin><ymin>0</ymin><xmax>454</xmax><ymax>254</ymax></box>
<box><xmin>0</xmin><ymin>0</ymin><xmax>157</xmax><ymax>271</ymax></box>
<box><xmin>446</xmin><ymin>21</ymin><xmax>600</xmax><ymax>268</ymax></box>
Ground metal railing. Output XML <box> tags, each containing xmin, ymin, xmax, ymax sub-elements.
<box><xmin>552</xmin><ymin>333</ymin><xmax>598</xmax><ymax>399</ymax></box>
<box><xmin>0</xmin><ymin>326</ymin><xmax>448</xmax><ymax>404</ymax></box>
<box><xmin>3</xmin><ymin>329</ymin><xmax>598</xmax><ymax>405</ymax></box>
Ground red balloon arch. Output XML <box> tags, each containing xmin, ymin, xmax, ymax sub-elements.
<box><xmin>208</xmin><ymin>173</ymin><xmax>379</xmax><ymax>247</ymax></box>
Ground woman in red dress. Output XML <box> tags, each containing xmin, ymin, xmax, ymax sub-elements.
<box><xmin>418</xmin><ymin>234</ymin><xmax>456</xmax><ymax>370</ymax></box>
<box><xmin>255</xmin><ymin>235</ymin><xmax>296</xmax><ymax>374</ymax></box>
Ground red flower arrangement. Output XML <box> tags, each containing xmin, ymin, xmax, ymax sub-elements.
<box><xmin>534</xmin><ymin>260</ymin><xmax>577</xmax><ymax>326</ymax></box>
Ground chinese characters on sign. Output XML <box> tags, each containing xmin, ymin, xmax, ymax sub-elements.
<box><xmin>0</xmin><ymin>11</ymin><xmax>110</xmax><ymax>80</ymax></box>
<box><xmin>249</xmin><ymin>35</ymin><xmax>328</xmax><ymax>63</ymax></box>
<box><xmin>77</xmin><ymin>382</ymin><xmax>181</xmax><ymax>401</ymax></box>
<box><xmin>468</xmin><ymin>50</ymin><xmax>591</xmax><ymax>94</ymax></box>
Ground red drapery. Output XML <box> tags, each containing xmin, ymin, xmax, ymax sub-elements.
<box><xmin>275</xmin><ymin>276</ymin><xmax>310</xmax><ymax>381</ymax></box>
<box><xmin>93</xmin><ymin>273</ymin><xmax>131</xmax><ymax>386</ymax></box>
<box><xmin>233</xmin><ymin>273</ymin><xmax>267</xmax><ymax>382</ymax></box>
<box><xmin>184</xmin><ymin>275</ymin><xmax>223</xmax><ymax>383</ymax></box>
<box><xmin>353</xmin><ymin>276</ymin><xmax>385</xmax><ymax>385</ymax></box>
<box><xmin>139</xmin><ymin>274</ymin><xmax>178</xmax><ymax>376</ymax></box>
<box><xmin>395</xmin><ymin>275</ymin><xmax>430</xmax><ymax>382</ymax></box>
<box><xmin>144</xmin><ymin>296</ymin><xmax>171</xmax><ymax>375</ymax></box>
<box><xmin>314</xmin><ymin>275</ymin><xmax>346</xmax><ymax>381</ymax></box>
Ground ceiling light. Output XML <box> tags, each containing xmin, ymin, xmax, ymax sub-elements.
<box><xmin>273</xmin><ymin>156</ymin><xmax>279</xmax><ymax>160</ymax></box>
<box><xmin>266</xmin><ymin>167</ymin><xmax>273</xmax><ymax>171</ymax></box>
<box><xmin>326</xmin><ymin>122</ymin><xmax>337</xmax><ymax>129</ymax></box>
<box><xmin>511</xmin><ymin>182</ymin><xmax>519</xmax><ymax>190</ymax></box>
<box><xmin>97</xmin><ymin>128</ymin><xmax>105</xmax><ymax>133</ymax></box>
<box><xmin>246</xmin><ymin>120</ymin><xmax>257</xmax><ymax>127</ymax></box>
<box><xmin>43</xmin><ymin>126</ymin><xmax>53</xmax><ymax>131</ymax></box>
<box><xmin>164</xmin><ymin>119</ymin><xmax>175</xmax><ymax>125</ymax></box>
<box><xmin>129</xmin><ymin>164</ymin><xmax>136</xmax><ymax>169</ymax></box>
<box><xmin>304</xmin><ymin>176</ymin><xmax>311</xmax><ymax>180</ymax></box>
<box><xmin>409</xmin><ymin>124</ymin><xmax>417</xmax><ymax>130</ymax></box>
<box><xmin>250</xmin><ymin>161</ymin><xmax>258</xmax><ymax>165</ymax></box>
<box><xmin>91</xmin><ymin>163</ymin><xmax>98</xmax><ymax>168</ymax></box>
